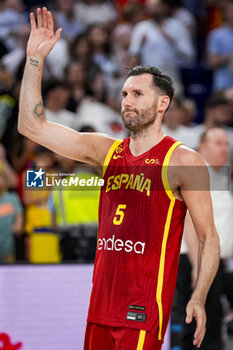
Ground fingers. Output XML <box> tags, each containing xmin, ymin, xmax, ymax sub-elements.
<box><xmin>193</xmin><ymin>312</ymin><xmax>206</xmax><ymax>348</ymax></box>
<box><xmin>186</xmin><ymin>300</ymin><xmax>206</xmax><ymax>348</ymax></box>
<box><xmin>35</xmin><ymin>7</ymin><xmax>50</xmax><ymax>30</ymax></box>
<box><xmin>42</xmin><ymin>7</ymin><xmax>48</xmax><ymax>28</ymax></box>
<box><xmin>37</xmin><ymin>8</ymin><xmax>42</xmax><ymax>28</ymax></box>
<box><xmin>193</xmin><ymin>316</ymin><xmax>202</xmax><ymax>346</ymax></box>
<box><xmin>30</xmin><ymin>12</ymin><xmax>36</xmax><ymax>30</ymax></box>
<box><xmin>53</xmin><ymin>28</ymin><xmax>62</xmax><ymax>45</ymax></box>
<box><xmin>185</xmin><ymin>304</ymin><xmax>193</xmax><ymax>324</ymax></box>
<box><xmin>47</xmin><ymin>10</ymin><xmax>54</xmax><ymax>32</ymax></box>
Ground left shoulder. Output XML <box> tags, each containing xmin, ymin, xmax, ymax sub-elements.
<box><xmin>169</xmin><ymin>145</ymin><xmax>210</xmax><ymax>192</ymax></box>
<box><xmin>170</xmin><ymin>144</ymin><xmax>206</xmax><ymax>167</ymax></box>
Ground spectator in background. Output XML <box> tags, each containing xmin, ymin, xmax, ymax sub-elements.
<box><xmin>180</xmin><ymin>98</ymin><xmax>197</xmax><ymax>127</ymax></box>
<box><xmin>65</xmin><ymin>61</ymin><xmax>88</xmax><ymax>112</ymax></box>
<box><xmin>43</xmin><ymin>9</ymin><xmax>69</xmax><ymax>79</ymax></box>
<box><xmin>129</xmin><ymin>0</ymin><xmax>195</xmax><ymax>94</ymax></box>
<box><xmin>69</xmin><ymin>32</ymin><xmax>101</xmax><ymax>84</ymax></box>
<box><xmin>55</xmin><ymin>0</ymin><xmax>84</xmax><ymax>42</ymax></box>
<box><xmin>46</xmin><ymin>34</ymin><xmax>69</xmax><ymax>80</ymax></box>
<box><xmin>207</xmin><ymin>0</ymin><xmax>233</xmax><ymax>91</ymax></box>
<box><xmin>172</xmin><ymin>128</ymin><xmax>233</xmax><ymax>350</ymax></box>
<box><xmin>162</xmin><ymin>96</ymin><xmax>199</xmax><ymax>149</ymax></box>
<box><xmin>0</xmin><ymin>143</ymin><xmax>17</xmax><ymax>189</ymax></box>
<box><xmin>23</xmin><ymin>145</ymin><xmax>55</xmax><ymax>259</ymax></box>
<box><xmin>166</xmin><ymin>0</ymin><xmax>196</xmax><ymax>39</ymax></box>
<box><xmin>1</xmin><ymin>20</ymin><xmax>66</xmax><ymax>81</ymax></box>
<box><xmin>182</xmin><ymin>0</ymin><xmax>206</xmax><ymax>18</ymax></box>
<box><xmin>0</xmin><ymin>172</ymin><xmax>23</xmax><ymax>263</ymax></box>
<box><xmin>9</xmin><ymin>136</ymin><xmax>36</xmax><ymax>172</ymax></box>
<box><xmin>0</xmin><ymin>64</ymin><xmax>15</xmax><ymax>142</ymax></box>
<box><xmin>193</xmin><ymin>94</ymin><xmax>233</xmax><ymax>158</ymax></box>
<box><xmin>75</xmin><ymin>0</ymin><xmax>117</xmax><ymax>28</ymax></box>
<box><xmin>76</xmin><ymin>70</ymin><xmax>127</xmax><ymax>138</ymax></box>
<box><xmin>49</xmin><ymin>149</ymin><xmax>100</xmax><ymax>262</ymax></box>
<box><xmin>0</xmin><ymin>0</ymin><xmax>27</xmax><ymax>51</ymax></box>
<box><xmin>112</xmin><ymin>2</ymin><xmax>145</xmax><ymax>72</ymax></box>
<box><xmin>223</xmin><ymin>86</ymin><xmax>233</xmax><ymax>126</ymax></box>
<box><xmin>23</xmin><ymin>145</ymin><xmax>54</xmax><ymax>232</ymax></box>
<box><xmin>87</xmin><ymin>24</ymin><xmax>119</xmax><ymax>89</ymax></box>
<box><xmin>1</xmin><ymin>23</ymin><xmax>30</xmax><ymax>75</ymax></box>
<box><xmin>43</xmin><ymin>78</ymin><xmax>78</xmax><ymax>129</ymax></box>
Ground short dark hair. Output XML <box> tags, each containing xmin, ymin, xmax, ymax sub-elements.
<box><xmin>127</xmin><ymin>65</ymin><xmax>175</xmax><ymax>102</ymax></box>
<box><xmin>43</xmin><ymin>78</ymin><xmax>70</xmax><ymax>96</ymax></box>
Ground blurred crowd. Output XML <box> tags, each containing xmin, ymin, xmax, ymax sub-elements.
<box><xmin>0</xmin><ymin>0</ymin><xmax>232</xmax><ymax>348</ymax></box>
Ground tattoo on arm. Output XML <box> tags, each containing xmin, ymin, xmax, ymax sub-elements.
<box><xmin>29</xmin><ymin>58</ymin><xmax>39</xmax><ymax>67</ymax></box>
<box><xmin>33</xmin><ymin>103</ymin><xmax>44</xmax><ymax>118</ymax></box>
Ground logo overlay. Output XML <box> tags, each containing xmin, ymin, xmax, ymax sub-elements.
<box><xmin>25</xmin><ymin>165</ymin><xmax>231</xmax><ymax>191</ymax></box>
<box><xmin>26</xmin><ymin>168</ymin><xmax>45</xmax><ymax>188</ymax></box>
<box><xmin>25</xmin><ymin>168</ymin><xmax>104</xmax><ymax>190</ymax></box>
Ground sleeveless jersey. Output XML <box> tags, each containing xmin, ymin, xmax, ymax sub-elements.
<box><xmin>87</xmin><ymin>136</ymin><xmax>187</xmax><ymax>341</ymax></box>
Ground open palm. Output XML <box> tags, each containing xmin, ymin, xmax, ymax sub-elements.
<box><xmin>27</xmin><ymin>7</ymin><xmax>62</xmax><ymax>59</ymax></box>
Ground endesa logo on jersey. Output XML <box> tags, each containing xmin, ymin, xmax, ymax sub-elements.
<box><xmin>97</xmin><ymin>234</ymin><xmax>145</xmax><ymax>254</ymax></box>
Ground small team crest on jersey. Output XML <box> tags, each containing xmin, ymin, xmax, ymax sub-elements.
<box><xmin>115</xmin><ymin>145</ymin><xmax>123</xmax><ymax>153</ymax></box>
<box><xmin>145</xmin><ymin>158</ymin><xmax>160</xmax><ymax>165</ymax></box>
<box><xmin>113</xmin><ymin>145</ymin><xmax>124</xmax><ymax>159</ymax></box>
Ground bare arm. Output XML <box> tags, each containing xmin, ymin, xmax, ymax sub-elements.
<box><xmin>170</xmin><ymin>147</ymin><xmax>220</xmax><ymax>348</ymax></box>
<box><xmin>183</xmin><ymin>211</ymin><xmax>199</xmax><ymax>287</ymax></box>
<box><xmin>18</xmin><ymin>7</ymin><xmax>115</xmax><ymax>166</ymax></box>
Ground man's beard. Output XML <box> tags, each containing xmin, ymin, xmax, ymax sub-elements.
<box><xmin>121</xmin><ymin>108</ymin><xmax>156</xmax><ymax>133</ymax></box>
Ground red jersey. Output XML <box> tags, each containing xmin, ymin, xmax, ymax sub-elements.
<box><xmin>87</xmin><ymin>136</ymin><xmax>187</xmax><ymax>341</ymax></box>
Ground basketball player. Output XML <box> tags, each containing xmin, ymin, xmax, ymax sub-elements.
<box><xmin>18</xmin><ymin>8</ymin><xmax>220</xmax><ymax>350</ymax></box>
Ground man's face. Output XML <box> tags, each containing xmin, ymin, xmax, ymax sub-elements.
<box><xmin>201</xmin><ymin>129</ymin><xmax>229</xmax><ymax>167</ymax></box>
<box><xmin>121</xmin><ymin>74</ymin><xmax>159</xmax><ymax>133</ymax></box>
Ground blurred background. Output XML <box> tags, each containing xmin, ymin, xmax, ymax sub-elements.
<box><xmin>0</xmin><ymin>0</ymin><xmax>232</xmax><ymax>349</ymax></box>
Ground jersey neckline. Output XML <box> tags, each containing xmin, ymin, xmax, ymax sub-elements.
<box><xmin>124</xmin><ymin>135</ymin><xmax>169</xmax><ymax>161</ymax></box>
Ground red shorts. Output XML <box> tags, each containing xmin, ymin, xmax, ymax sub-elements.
<box><xmin>84</xmin><ymin>322</ymin><xmax>163</xmax><ymax>350</ymax></box>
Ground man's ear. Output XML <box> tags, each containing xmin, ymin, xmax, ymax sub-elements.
<box><xmin>157</xmin><ymin>95</ymin><xmax>170</xmax><ymax>113</ymax></box>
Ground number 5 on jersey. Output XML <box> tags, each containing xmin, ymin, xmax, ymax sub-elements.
<box><xmin>113</xmin><ymin>204</ymin><xmax>127</xmax><ymax>225</ymax></box>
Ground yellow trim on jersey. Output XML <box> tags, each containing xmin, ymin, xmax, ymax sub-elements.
<box><xmin>156</xmin><ymin>141</ymin><xmax>182</xmax><ymax>340</ymax></box>
<box><xmin>102</xmin><ymin>139</ymin><xmax>122</xmax><ymax>177</ymax></box>
<box><xmin>161</xmin><ymin>141</ymin><xmax>182</xmax><ymax>200</ymax></box>
<box><xmin>136</xmin><ymin>330</ymin><xmax>146</xmax><ymax>350</ymax></box>
<box><xmin>156</xmin><ymin>199</ymin><xmax>175</xmax><ymax>340</ymax></box>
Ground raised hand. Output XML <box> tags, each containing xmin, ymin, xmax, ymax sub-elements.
<box><xmin>27</xmin><ymin>7</ymin><xmax>62</xmax><ymax>59</ymax></box>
